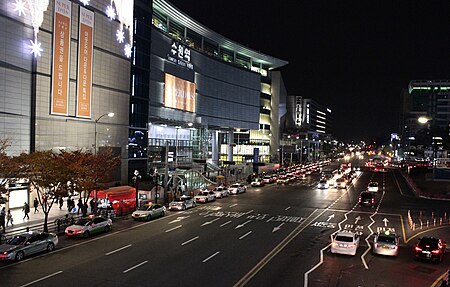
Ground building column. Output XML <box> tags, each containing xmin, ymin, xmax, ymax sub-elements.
<box><xmin>212</xmin><ymin>130</ymin><xmax>219</xmax><ymax>165</ymax></box>
<box><xmin>228</xmin><ymin>130</ymin><xmax>234</xmax><ymax>162</ymax></box>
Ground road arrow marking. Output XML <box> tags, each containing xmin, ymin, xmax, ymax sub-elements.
<box><xmin>235</xmin><ymin>220</ymin><xmax>251</xmax><ymax>229</ymax></box>
<box><xmin>327</xmin><ymin>214</ymin><xmax>335</xmax><ymax>222</ymax></box>
<box><xmin>354</xmin><ymin>216</ymin><xmax>361</xmax><ymax>225</ymax></box>
<box><xmin>169</xmin><ymin>216</ymin><xmax>190</xmax><ymax>224</ymax></box>
<box><xmin>201</xmin><ymin>218</ymin><xmax>220</xmax><ymax>226</ymax></box>
<box><xmin>383</xmin><ymin>218</ymin><xmax>389</xmax><ymax>226</ymax></box>
<box><xmin>272</xmin><ymin>222</ymin><xmax>285</xmax><ymax>233</ymax></box>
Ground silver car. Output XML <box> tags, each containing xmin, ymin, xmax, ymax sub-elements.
<box><xmin>373</xmin><ymin>231</ymin><xmax>399</xmax><ymax>256</ymax></box>
<box><xmin>213</xmin><ymin>186</ymin><xmax>229</xmax><ymax>198</ymax></box>
<box><xmin>169</xmin><ymin>195</ymin><xmax>196</xmax><ymax>211</ymax></box>
<box><xmin>0</xmin><ymin>231</ymin><xmax>58</xmax><ymax>261</ymax></box>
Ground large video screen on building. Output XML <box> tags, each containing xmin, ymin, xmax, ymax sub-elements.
<box><xmin>164</xmin><ymin>73</ymin><xmax>196</xmax><ymax>113</ymax></box>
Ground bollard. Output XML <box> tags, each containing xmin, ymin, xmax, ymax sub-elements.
<box><xmin>413</xmin><ymin>223</ymin><xmax>416</xmax><ymax>231</ymax></box>
<box><xmin>440</xmin><ymin>218</ymin><xmax>442</xmax><ymax>225</ymax></box>
<box><xmin>432</xmin><ymin>212</ymin><xmax>434</xmax><ymax>220</ymax></box>
<box><xmin>434</xmin><ymin>219</ymin><xmax>436</xmax><ymax>226</ymax></box>
<box><xmin>427</xmin><ymin>220</ymin><xmax>429</xmax><ymax>228</ymax></box>
<box><xmin>419</xmin><ymin>211</ymin><xmax>422</xmax><ymax>219</ymax></box>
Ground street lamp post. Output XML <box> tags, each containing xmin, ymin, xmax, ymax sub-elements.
<box><xmin>94</xmin><ymin>112</ymin><xmax>114</xmax><ymax>155</ymax></box>
<box><xmin>132</xmin><ymin>170</ymin><xmax>141</xmax><ymax>209</ymax></box>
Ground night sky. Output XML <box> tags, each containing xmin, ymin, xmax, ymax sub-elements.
<box><xmin>168</xmin><ymin>0</ymin><xmax>450</xmax><ymax>143</ymax></box>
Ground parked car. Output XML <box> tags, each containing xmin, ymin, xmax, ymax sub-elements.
<box><xmin>65</xmin><ymin>216</ymin><xmax>112</xmax><ymax>238</ymax></box>
<box><xmin>373</xmin><ymin>231</ymin><xmax>399</xmax><ymax>256</ymax></box>
<box><xmin>262</xmin><ymin>175</ymin><xmax>274</xmax><ymax>184</ymax></box>
<box><xmin>251</xmin><ymin>178</ymin><xmax>265</xmax><ymax>187</ymax></box>
<box><xmin>132</xmin><ymin>203</ymin><xmax>166</xmax><ymax>221</ymax></box>
<box><xmin>413</xmin><ymin>237</ymin><xmax>447</xmax><ymax>263</ymax></box>
<box><xmin>194</xmin><ymin>190</ymin><xmax>216</xmax><ymax>203</ymax></box>
<box><xmin>169</xmin><ymin>195</ymin><xmax>196</xmax><ymax>211</ymax></box>
<box><xmin>358</xmin><ymin>191</ymin><xmax>375</xmax><ymax>207</ymax></box>
<box><xmin>0</xmin><ymin>231</ymin><xmax>58</xmax><ymax>261</ymax></box>
<box><xmin>331</xmin><ymin>231</ymin><xmax>360</xmax><ymax>256</ymax></box>
<box><xmin>229</xmin><ymin>183</ymin><xmax>246</xmax><ymax>194</ymax></box>
<box><xmin>213</xmin><ymin>186</ymin><xmax>229</xmax><ymax>198</ymax></box>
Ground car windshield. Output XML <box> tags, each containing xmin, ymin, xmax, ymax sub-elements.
<box><xmin>320</xmin><ymin>180</ymin><xmax>327</xmax><ymax>183</ymax></box>
<box><xmin>174</xmin><ymin>197</ymin><xmax>186</xmax><ymax>202</ymax></box>
<box><xmin>138</xmin><ymin>205</ymin><xmax>152</xmax><ymax>211</ymax></box>
<box><xmin>377</xmin><ymin>235</ymin><xmax>396</xmax><ymax>244</ymax></box>
<box><xmin>231</xmin><ymin>184</ymin><xmax>238</xmax><ymax>188</ymax></box>
<box><xmin>7</xmin><ymin>235</ymin><xmax>27</xmax><ymax>245</ymax></box>
<box><xmin>369</xmin><ymin>183</ymin><xmax>378</xmax><ymax>187</ymax></box>
<box><xmin>335</xmin><ymin>235</ymin><xmax>354</xmax><ymax>242</ymax></box>
<box><xmin>75</xmin><ymin>218</ymin><xmax>92</xmax><ymax>226</ymax></box>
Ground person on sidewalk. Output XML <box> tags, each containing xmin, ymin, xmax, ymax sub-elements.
<box><xmin>0</xmin><ymin>207</ymin><xmax>6</xmax><ymax>233</ymax></box>
<box><xmin>59</xmin><ymin>196</ymin><xmax>64</xmax><ymax>210</ymax></box>
<box><xmin>33</xmin><ymin>197</ymin><xmax>39</xmax><ymax>213</ymax></box>
<box><xmin>6</xmin><ymin>209</ymin><xmax>13</xmax><ymax>227</ymax></box>
<box><xmin>22</xmin><ymin>202</ymin><xmax>30</xmax><ymax>220</ymax></box>
<box><xmin>77</xmin><ymin>198</ymin><xmax>83</xmax><ymax>215</ymax></box>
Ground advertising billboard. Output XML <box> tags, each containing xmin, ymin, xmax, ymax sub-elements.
<box><xmin>164</xmin><ymin>74</ymin><xmax>196</xmax><ymax>113</ymax></box>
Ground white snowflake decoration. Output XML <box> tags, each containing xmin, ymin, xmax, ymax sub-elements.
<box><xmin>116</xmin><ymin>28</ymin><xmax>125</xmax><ymax>43</ymax></box>
<box><xmin>106</xmin><ymin>5</ymin><xmax>116</xmax><ymax>20</ymax></box>
<box><xmin>29</xmin><ymin>39</ymin><xmax>43</xmax><ymax>57</ymax></box>
<box><xmin>80</xmin><ymin>0</ymin><xmax>89</xmax><ymax>6</ymax></box>
<box><xmin>124</xmin><ymin>43</ymin><xmax>132</xmax><ymax>58</ymax></box>
<box><xmin>13</xmin><ymin>0</ymin><xmax>26</xmax><ymax>16</ymax></box>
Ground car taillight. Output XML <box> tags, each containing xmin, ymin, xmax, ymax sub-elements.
<box><xmin>371</xmin><ymin>199</ymin><xmax>374</xmax><ymax>203</ymax></box>
<box><xmin>374</xmin><ymin>243</ymin><xmax>378</xmax><ymax>248</ymax></box>
<box><xmin>415</xmin><ymin>246</ymin><xmax>422</xmax><ymax>252</ymax></box>
<box><xmin>431</xmin><ymin>249</ymin><xmax>441</xmax><ymax>254</ymax></box>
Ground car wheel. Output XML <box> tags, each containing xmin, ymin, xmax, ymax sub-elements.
<box><xmin>15</xmin><ymin>251</ymin><xmax>25</xmax><ymax>261</ymax></box>
<box><xmin>83</xmin><ymin>231</ymin><xmax>90</xmax><ymax>238</ymax></box>
<box><xmin>161</xmin><ymin>211</ymin><xmax>165</xmax><ymax>217</ymax></box>
<box><xmin>46</xmin><ymin>242</ymin><xmax>55</xmax><ymax>252</ymax></box>
<box><xmin>147</xmin><ymin>215</ymin><xmax>152</xmax><ymax>221</ymax></box>
<box><xmin>193</xmin><ymin>202</ymin><xmax>196</xmax><ymax>207</ymax></box>
<box><xmin>104</xmin><ymin>225</ymin><xmax>111</xmax><ymax>233</ymax></box>
<box><xmin>182</xmin><ymin>204</ymin><xmax>186</xmax><ymax>210</ymax></box>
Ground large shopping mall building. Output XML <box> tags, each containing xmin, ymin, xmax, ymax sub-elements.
<box><xmin>0</xmin><ymin>0</ymin><xmax>292</xmax><ymax>185</ymax></box>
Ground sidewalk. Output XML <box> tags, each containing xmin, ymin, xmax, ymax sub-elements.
<box><xmin>4</xmin><ymin>200</ymin><xmax>82</xmax><ymax>233</ymax></box>
<box><xmin>400</xmin><ymin>168</ymin><xmax>450</xmax><ymax>200</ymax></box>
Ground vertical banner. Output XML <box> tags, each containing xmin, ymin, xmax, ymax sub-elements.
<box><xmin>76</xmin><ymin>7</ymin><xmax>94</xmax><ymax>118</ymax></box>
<box><xmin>51</xmin><ymin>0</ymin><xmax>71</xmax><ymax>116</ymax></box>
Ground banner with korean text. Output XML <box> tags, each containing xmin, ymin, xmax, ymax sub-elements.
<box><xmin>76</xmin><ymin>7</ymin><xmax>94</xmax><ymax>118</ymax></box>
<box><xmin>51</xmin><ymin>0</ymin><xmax>71</xmax><ymax>116</ymax></box>
<box><xmin>164</xmin><ymin>73</ymin><xmax>196</xmax><ymax>113</ymax></box>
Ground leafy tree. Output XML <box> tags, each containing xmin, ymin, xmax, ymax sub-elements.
<box><xmin>60</xmin><ymin>149</ymin><xmax>120</xmax><ymax>216</ymax></box>
<box><xmin>16</xmin><ymin>151</ymin><xmax>72</xmax><ymax>232</ymax></box>
<box><xmin>0</xmin><ymin>139</ymin><xmax>17</xmax><ymax>204</ymax></box>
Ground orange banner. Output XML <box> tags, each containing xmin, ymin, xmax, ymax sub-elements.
<box><xmin>164</xmin><ymin>74</ymin><xmax>196</xmax><ymax>113</ymax></box>
<box><xmin>76</xmin><ymin>7</ymin><xmax>94</xmax><ymax>118</ymax></box>
<box><xmin>51</xmin><ymin>0</ymin><xmax>71</xmax><ymax>116</ymax></box>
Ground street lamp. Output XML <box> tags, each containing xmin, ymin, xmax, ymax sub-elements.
<box><xmin>94</xmin><ymin>112</ymin><xmax>114</xmax><ymax>154</ymax></box>
<box><xmin>132</xmin><ymin>170</ymin><xmax>141</xmax><ymax>209</ymax></box>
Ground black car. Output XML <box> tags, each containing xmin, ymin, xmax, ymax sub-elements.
<box><xmin>358</xmin><ymin>191</ymin><xmax>375</xmax><ymax>207</ymax></box>
<box><xmin>414</xmin><ymin>237</ymin><xmax>447</xmax><ymax>263</ymax></box>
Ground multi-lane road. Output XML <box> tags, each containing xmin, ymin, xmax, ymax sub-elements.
<box><xmin>1</xmin><ymin>165</ymin><xmax>449</xmax><ymax>287</ymax></box>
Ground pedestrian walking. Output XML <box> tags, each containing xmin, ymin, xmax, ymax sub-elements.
<box><xmin>6</xmin><ymin>209</ymin><xmax>13</xmax><ymax>227</ymax></box>
<box><xmin>77</xmin><ymin>198</ymin><xmax>83</xmax><ymax>215</ymax></box>
<box><xmin>59</xmin><ymin>196</ymin><xmax>64</xmax><ymax>210</ymax></box>
<box><xmin>22</xmin><ymin>202</ymin><xmax>30</xmax><ymax>220</ymax></box>
<box><xmin>0</xmin><ymin>207</ymin><xmax>6</xmax><ymax>233</ymax></box>
<box><xmin>33</xmin><ymin>197</ymin><xmax>39</xmax><ymax>213</ymax></box>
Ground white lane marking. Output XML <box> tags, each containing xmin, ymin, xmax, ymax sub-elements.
<box><xmin>169</xmin><ymin>216</ymin><xmax>190</xmax><ymax>224</ymax></box>
<box><xmin>165</xmin><ymin>225</ymin><xmax>182</xmax><ymax>232</ymax></box>
<box><xmin>235</xmin><ymin>220</ymin><xmax>252</xmax><ymax>229</ymax></box>
<box><xmin>304</xmin><ymin>244</ymin><xmax>331</xmax><ymax>287</ymax></box>
<box><xmin>229</xmin><ymin>204</ymin><xmax>238</xmax><ymax>207</ymax></box>
<box><xmin>123</xmin><ymin>260</ymin><xmax>148</xmax><ymax>273</ymax></box>
<box><xmin>105</xmin><ymin>244</ymin><xmax>132</xmax><ymax>256</ymax></box>
<box><xmin>201</xmin><ymin>218</ymin><xmax>221</xmax><ymax>226</ymax></box>
<box><xmin>220</xmin><ymin>220</ymin><xmax>232</xmax><ymax>227</ymax></box>
<box><xmin>181</xmin><ymin>236</ymin><xmax>199</xmax><ymax>246</ymax></box>
<box><xmin>239</xmin><ymin>231</ymin><xmax>252</xmax><ymax>240</ymax></box>
<box><xmin>202</xmin><ymin>251</ymin><xmax>220</xmax><ymax>263</ymax></box>
<box><xmin>20</xmin><ymin>271</ymin><xmax>63</xmax><ymax>287</ymax></box>
<box><xmin>285</xmin><ymin>206</ymin><xmax>291</xmax><ymax>211</ymax></box>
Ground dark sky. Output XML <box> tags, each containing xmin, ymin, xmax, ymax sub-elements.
<box><xmin>168</xmin><ymin>0</ymin><xmax>450</xmax><ymax>142</ymax></box>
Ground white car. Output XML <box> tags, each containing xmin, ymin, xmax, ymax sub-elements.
<box><xmin>334</xmin><ymin>177</ymin><xmax>347</xmax><ymax>189</ymax></box>
<box><xmin>65</xmin><ymin>216</ymin><xmax>112</xmax><ymax>238</ymax></box>
<box><xmin>331</xmin><ymin>231</ymin><xmax>360</xmax><ymax>255</ymax></box>
<box><xmin>373</xmin><ymin>231</ymin><xmax>399</xmax><ymax>256</ymax></box>
<box><xmin>367</xmin><ymin>182</ymin><xmax>379</xmax><ymax>194</ymax></box>
<box><xmin>194</xmin><ymin>190</ymin><xmax>216</xmax><ymax>203</ymax></box>
<box><xmin>213</xmin><ymin>186</ymin><xmax>229</xmax><ymax>198</ymax></box>
<box><xmin>262</xmin><ymin>176</ymin><xmax>273</xmax><ymax>184</ymax></box>
<box><xmin>169</xmin><ymin>195</ymin><xmax>196</xmax><ymax>211</ymax></box>
<box><xmin>251</xmin><ymin>178</ymin><xmax>265</xmax><ymax>187</ymax></box>
<box><xmin>132</xmin><ymin>203</ymin><xmax>166</xmax><ymax>221</ymax></box>
<box><xmin>317</xmin><ymin>179</ymin><xmax>329</xmax><ymax>189</ymax></box>
<box><xmin>229</xmin><ymin>183</ymin><xmax>246</xmax><ymax>195</ymax></box>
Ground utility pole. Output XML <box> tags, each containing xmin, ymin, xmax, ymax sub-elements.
<box><xmin>164</xmin><ymin>141</ymin><xmax>169</xmax><ymax>205</ymax></box>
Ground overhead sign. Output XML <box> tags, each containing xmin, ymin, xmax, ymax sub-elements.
<box><xmin>167</xmin><ymin>41</ymin><xmax>193</xmax><ymax>70</ymax></box>
<box><xmin>164</xmin><ymin>73</ymin><xmax>196</xmax><ymax>113</ymax></box>
<box><xmin>51</xmin><ymin>0</ymin><xmax>71</xmax><ymax>116</ymax></box>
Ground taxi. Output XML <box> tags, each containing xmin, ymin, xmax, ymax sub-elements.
<box><xmin>373</xmin><ymin>230</ymin><xmax>399</xmax><ymax>256</ymax></box>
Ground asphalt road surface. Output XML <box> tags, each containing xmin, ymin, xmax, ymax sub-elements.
<box><xmin>1</xmin><ymin>163</ymin><xmax>448</xmax><ymax>287</ymax></box>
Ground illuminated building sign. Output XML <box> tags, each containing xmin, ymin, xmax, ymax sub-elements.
<box><xmin>164</xmin><ymin>74</ymin><xmax>196</xmax><ymax>113</ymax></box>
<box><xmin>167</xmin><ymin>41</ymin><xmax>193</xmax><ymax>70</ymax></box>
<box><xmin>76</xmin><ymin>7</ymin><xmax>94</xmax><ymax>118</ymax></box>
<box><xmin>295</xmin><ymin>96</ymin><xmax>302</xmax><ymax>127</ymax></box>
<box><xmin>51</xmin><ymin>0</ymin><xmax>71</xmax><ymax>116</ymax></box>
